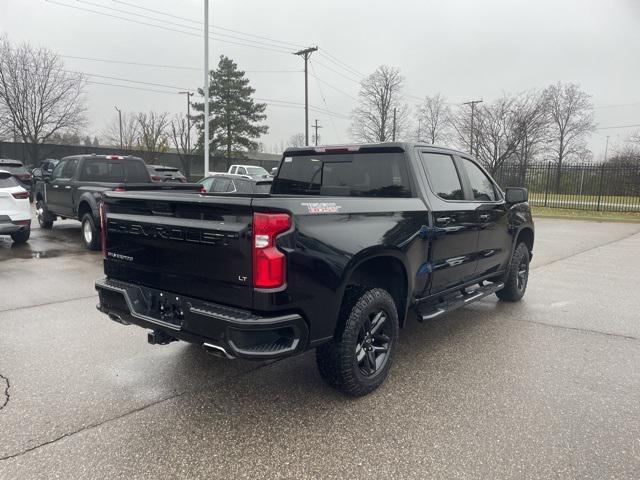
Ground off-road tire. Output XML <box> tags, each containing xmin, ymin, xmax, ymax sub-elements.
<box><xmin>10</xmin><ymin>228</ymin><xmax>30</xmax><ymax>244</ymax></box>
<box><xmin>496</xmin><ymin>242</ymin><xmax>530</xmax><ymax>302</ymax></box>
<box><xmin>81</xmin><ymin>213</ymin><xmax>100</xmax><ymax>251</ymax></box>
<box><xmin>36</xmin><ymin>200</ymin><xmax>54</xmax><ymax>229</ymax></box>
<box><xmin>316</xmin><ymin>287</ymin><xmax>399</xmax><ymax>397</ymax></box>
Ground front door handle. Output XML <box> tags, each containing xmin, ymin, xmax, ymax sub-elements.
<box><xmin>64</xmin><ymin>185</ymin><xmax>71</xmax><ymax>190</ymax></box>
<box><xmin>436</xmin><ymin>216</ymin><xmax>453</xmax><ymax>225</ymax></box>
<box><xmin>479</xmin><ymin>214</ymin><xmax>490</xmax><ymax>221</ymax></box>
<box><xmin>52</xmin><ymin>185</ymin><xmax>59</xmax><ymax>189</ymax></box>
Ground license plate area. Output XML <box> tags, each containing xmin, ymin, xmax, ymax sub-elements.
<box><xmin>143</xmin><ymin>291</ymin><xmax>185</xmax><ymax>328</ymax></box>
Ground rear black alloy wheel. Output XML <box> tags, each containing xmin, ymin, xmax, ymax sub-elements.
<box><xmin>316</xmin><ymin>287</ymin><xmax>399</xmax><ymax>397</ymax></box>
<box><xmin>356</xmin><ymin>309</ymin><xmax>391</xmax><ymax>377</ymax></box>
<box><xmin>496</xmin><ymin>242</ymin><xmax>530</xmax><ymax>302</ymax></box>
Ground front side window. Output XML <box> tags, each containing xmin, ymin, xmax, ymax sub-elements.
<box><xmin>272</xmin><ymin>151</ymin><xmax>412</xmax><ymax>198</ymax></box>
<box><xmin>419</xmin><ymin>152</ymin><xmax>464</xmax><ymax>200</ymax></box>
<box><xmin>51</xmin><ymin>160</ymin><xmax>67</xmax><ymax>180</ymax></box>
<box><xmin>61</xmin><ymin>159</ymin><xmax>78</xmax><ymax>178</ymax></box>
<box><xmin>462</xmin><ymin>158</ymin><xmax>498</xmax><ymax>201</ymax></box>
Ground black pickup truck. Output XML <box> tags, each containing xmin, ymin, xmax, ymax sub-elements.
<box><xmin>96</xmin><ymin>143</ymin><xmax>534</xmax><ymax>396</ymax></box>
<box><xmin>34</xmin><ymin>154</ymin><xmax>200</xmax><ymax>250</ymax></box>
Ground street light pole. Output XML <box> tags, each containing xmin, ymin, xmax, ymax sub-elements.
<box><xmin>203</xmin><ymin>0</ymin><xmax>210</xmax><ymax>175</ymax></box>
<box><xmin>114</xmin><ymin>106</ymin><xmax>123</xmax><ymax>149</ymax></box>
<box><xmin>178</xmin><ymin>91</ymin><xmax>194</xmax><ymax>154</ymax></box>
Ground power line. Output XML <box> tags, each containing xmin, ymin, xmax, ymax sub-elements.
<box><xmin>46</xmin><ymin>0</ymin><xmax>294</xmax><ymax>54</ymax></box>
<box><xmin>310</xmin><ymin>62</ymin><xmax>341</xmax><ymax>140</ymax></box>
<box><xmin>111</xmin><ymin>0</ymin><xmax>306</xmax><ymax>49</ymax></box>
<box><xmin>309</xmin><ymin>72</ymin><xmax>359</xmax><ymax>101</ymax></box>
<box><xmin>312</xmin><ymin>59</ymin><xmax>362</xmax><ymax>84</ymax></box>
<box><xmin>76</xmin><ymin>0</ymin><xmax>296</xmax><ymax>52</ymax></box>
<box><xmin>595</xmin><ymin>123</ymin><xmax>640</xmax><ymax>130</ymax></box>
<box><xmin>62</xmin><ymin>55</ymin><xmax>301</xmax><ymax>73</ymax></box>
<box><xmin>594</xmin><ymin>102</ymin><xmax>640</xmax><ymax>109</ymax></box>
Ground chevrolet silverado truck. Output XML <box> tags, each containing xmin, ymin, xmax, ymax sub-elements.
<box><xmin>95</xmin><ymin>143</ymin><xmax>534</xmax><ymax>396</ymax></box>
<box><xmin>33</xmin><ymin>154</ymin><xmax>199</xmax><ymax>250</ymax></box>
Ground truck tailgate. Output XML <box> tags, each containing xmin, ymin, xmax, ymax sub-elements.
<box><xmin>103</xmin><ymin>192</ymin><xmax>254</xmax><ymax>308</ymax></box>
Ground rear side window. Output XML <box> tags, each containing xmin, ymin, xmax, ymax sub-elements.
<box><xmin>79</xmin><ymin>158</ymin><xmax>150</xmax><ymax>183</ymax></box>
<box><xmin>272</xmin><ymin>152</ymin><xmax>412</xmax><ymax>197</ymax></box>
<box><xmin>211</xmin><ymin>177</ymin><xmax>231</xmax><ymax>192</ymax></box>
<box><xmin>0</xmin><ymin>175</ymin><xmax>18</xmax><ymax>187</ymax></box>
<box><xmin>461</xmin><ymin>158</ymin><xmax>498</xmax><ymax>201</ymax></box>
<box><xmin>419</xmin><ymin>152</ymin><xmax>464</xmax><ymax>201</ymax></box>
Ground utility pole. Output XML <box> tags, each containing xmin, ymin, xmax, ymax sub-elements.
<box><xmin>462</xmin><ymin>99</ymin><xmax>482</xmax><ymax>155</ymax></box>
<box><xmin>392</xmin><ymin>107</ymin><xmax>397</xmax><ymax>141</ymax></box>
<box><xmin>203</xmin><ymin>0</ymin><xmax>210</xmax><ymax>175</ymax></box>
<box><xmin>604</xmin><ymin>135</ymin><xmax>610</xmax><ymax>163</ymax></box>
<box><xmin>114</xmin><ymin>106</ymin><xmax>123</xmax><ymax>149</ymax></box>
<box><xmin>293</xmin><ymin>46</ymin><xmax>318</xmax><ymax>146</ymax></box>
<box><xmin>178</xmin><ymin>91</ymin><xmax>194</xmax><ymax>154</ymax></box>
<box><xmin>311</xmin><ymin>119</ymin><xmax>322</xmax><ymax>146</ymax></box>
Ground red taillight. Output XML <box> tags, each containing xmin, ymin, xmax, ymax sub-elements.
<box><xmin>99</xmin><ymin>202</ymin><xmax>107</xmax><ymax>259</ymax></box>
<box><xmin>106</xmin><ymin>155</ymin><xmax>124</xmax><ymax>160</ymax></box>
<box><xmin>151</xmin><ymin>175</ymin><xmax>162</xmax><ymax>182</ymax></box>
<box><xmin>12</xmin><ymin>190</ymin><xmax>29</xmax><ymax>199</ymax></box>
<box><xmin>252</xmin><ymin>212</ymin><xmax>291</xmax><ymax>289</ymax></box>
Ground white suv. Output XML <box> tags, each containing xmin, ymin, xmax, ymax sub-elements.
<box><xmin>0</xmin><ymin>170</ymin><xmax>31</xmax><ymax>244</ymax></box>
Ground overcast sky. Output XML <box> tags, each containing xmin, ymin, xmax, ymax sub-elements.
<box><xmin>2</xmin><ymin>0</ymin><xmax>639</xmax><ymax>157</ymax></box>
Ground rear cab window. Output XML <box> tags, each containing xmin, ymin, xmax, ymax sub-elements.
<box><xmin>79</xmin><ymin>157</ymin><xmax>150</xmax><ymax>183</ymax></box>
<box><xmin>271</xmin><ymin>149</ymin><xmax>412</xmax><ymax>198</ymax></box>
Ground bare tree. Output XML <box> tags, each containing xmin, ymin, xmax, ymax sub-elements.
<box><xmin>287</xmin><ymin>133</ymin><xmax>306</xmax><ymax>148</ymax></box>
<box><xmin>136</xmin><ymin>111</ymin><xmax>169</xmax><ymax>161</ymax></box>
<box><xmin>103</xmin><ymin>111</ymin><xmax>139</xmax><ymax>149</ymax></box>
<box><xmin>0</xmin><ymin>35</ymin><xmax>86</xmax><ymax>165</ymax></box>
<box><xmin>169</xmin><ymin>114</ymin><xmax>193</xmax><ymax>178</ymax></box>
<box><xmin>350</xmin><ymin>65</ymin><xmax>409</xmax><ymax>142</ymax></box>
<box><xmin>543</xmin><ymin>82</ymin><xmax>595</xmax><ymax>189</ymax></box>
<box><xmin>415</xmin><ymin>93</ymin><xmax>451</xmax><ymax>144</ymax></box>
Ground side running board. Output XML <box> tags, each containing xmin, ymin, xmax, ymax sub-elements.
<box><xmin>418</xmin><ymin>282</ymin><xmax>504</xmax><ymax>322</ymax></box>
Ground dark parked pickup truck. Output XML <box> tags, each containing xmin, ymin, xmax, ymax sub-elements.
<box><xmin>96</xmin><ymin>143</ymin><xmax>534</xmax><ymax>396</ymax></box>
<box><xmin>34</xmin><ymin>154</ymin><xmax>199</xmax><ymax>250</ymax></box>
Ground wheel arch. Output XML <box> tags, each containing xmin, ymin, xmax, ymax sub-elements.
<box><xmin>515</xmin><ymin>226</ymin><xmax>534</xmax><ymax>256</ymax></box>
<box><xmin>77</xmin><ymin>194</ymin><xmax>98</xmax><ymax>221</ymax></box>
<box><xmin>341</xmin><ymin>251</ymin><xmax>411</xmax><ymax>328</ymax></box>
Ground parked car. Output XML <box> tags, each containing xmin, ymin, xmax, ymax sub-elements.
<box><xmin>33</xmin><ymin>154</ymin><xmax>200</xmax><ymax>250</ymax></box>
<box><xmin>198</xmin><ymin>173</ymin><xmax>272</xmax><ymax>194</ymax></box>
<box><xmin>0</xmin><ymin>159</ymin><xmax>33</xmax><ymax>202</ymax></box>
<box><xmin>0</xmin><ymin>170</ymin><xmax>31</xmax><ymax>244</ymax></box>
<box><xmin>147</xmin><ymin>165</ymin><xmax>187</xmax><ymax>183</ymax></box>
<box><xmin>96</xmin><ymin>143</ymin><xmax>534</xmax><ymax>396</ymax></box>
<box><xmin>227</xmin><ymin>164</ymin><xmax>272</xmax><ymax>179</ymax></box>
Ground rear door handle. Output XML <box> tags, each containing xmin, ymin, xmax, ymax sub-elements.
<box><xmin>436</xmin><ymin>216</ymin><xmax>453</xmax><ymax>225</ymax></box>
<box><xmin>64</xmin><ymin>186</ymin><xmax>71</xmax><ymax>190</ymax></box>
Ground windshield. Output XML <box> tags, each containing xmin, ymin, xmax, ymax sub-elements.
<box><xmin>271</xmin><ymin>152</ymin><xmax>412</xmax><ymax>197</ymax></box>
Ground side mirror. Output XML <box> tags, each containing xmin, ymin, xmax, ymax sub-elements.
<box><xmin>505</xmin><ymin>187</ymin><xmax>528</xmax><ymax>204</ymax></box>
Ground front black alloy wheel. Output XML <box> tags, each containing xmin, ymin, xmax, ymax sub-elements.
<box><xmin>36</xmin><ymin>200</ymin><xmax>54</xmax><ymax>229</ymax></box>
<box><xmin>496</xmin><ymin>242</ymin><xmax>530</xmax><ymax>302</ymax></box>
<box><xmin>316</xmin><ymin>287</ymin><xmax>399</xmax><ymax>397</ymax></box>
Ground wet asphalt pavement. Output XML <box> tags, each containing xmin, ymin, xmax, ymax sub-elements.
<box><xmin>1</xmin><ymin>211</ymin><xmax>639</xmax><ymax>479</ymax></box>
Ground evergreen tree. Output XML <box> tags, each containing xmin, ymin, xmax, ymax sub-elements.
<box><xmin>192</xmin><ymin>56</ymin><xmax>268</xmax><ymax>163</ymax></box>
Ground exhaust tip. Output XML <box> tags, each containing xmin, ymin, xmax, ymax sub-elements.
<box><xmin>108</xmin><ymin>313</ymin><xmax>130</xmax><ymax>325</ymax></box>
<box><xmin>203</xmin><ymin>342</ymin><xmax>236</xmax><ymax>359</ymax></box>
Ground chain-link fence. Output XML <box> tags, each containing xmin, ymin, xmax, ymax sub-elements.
<box><xmin>492</xmin><ymin>162</ymin><xmax>640</xmax><ymax>212</ymax></box>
